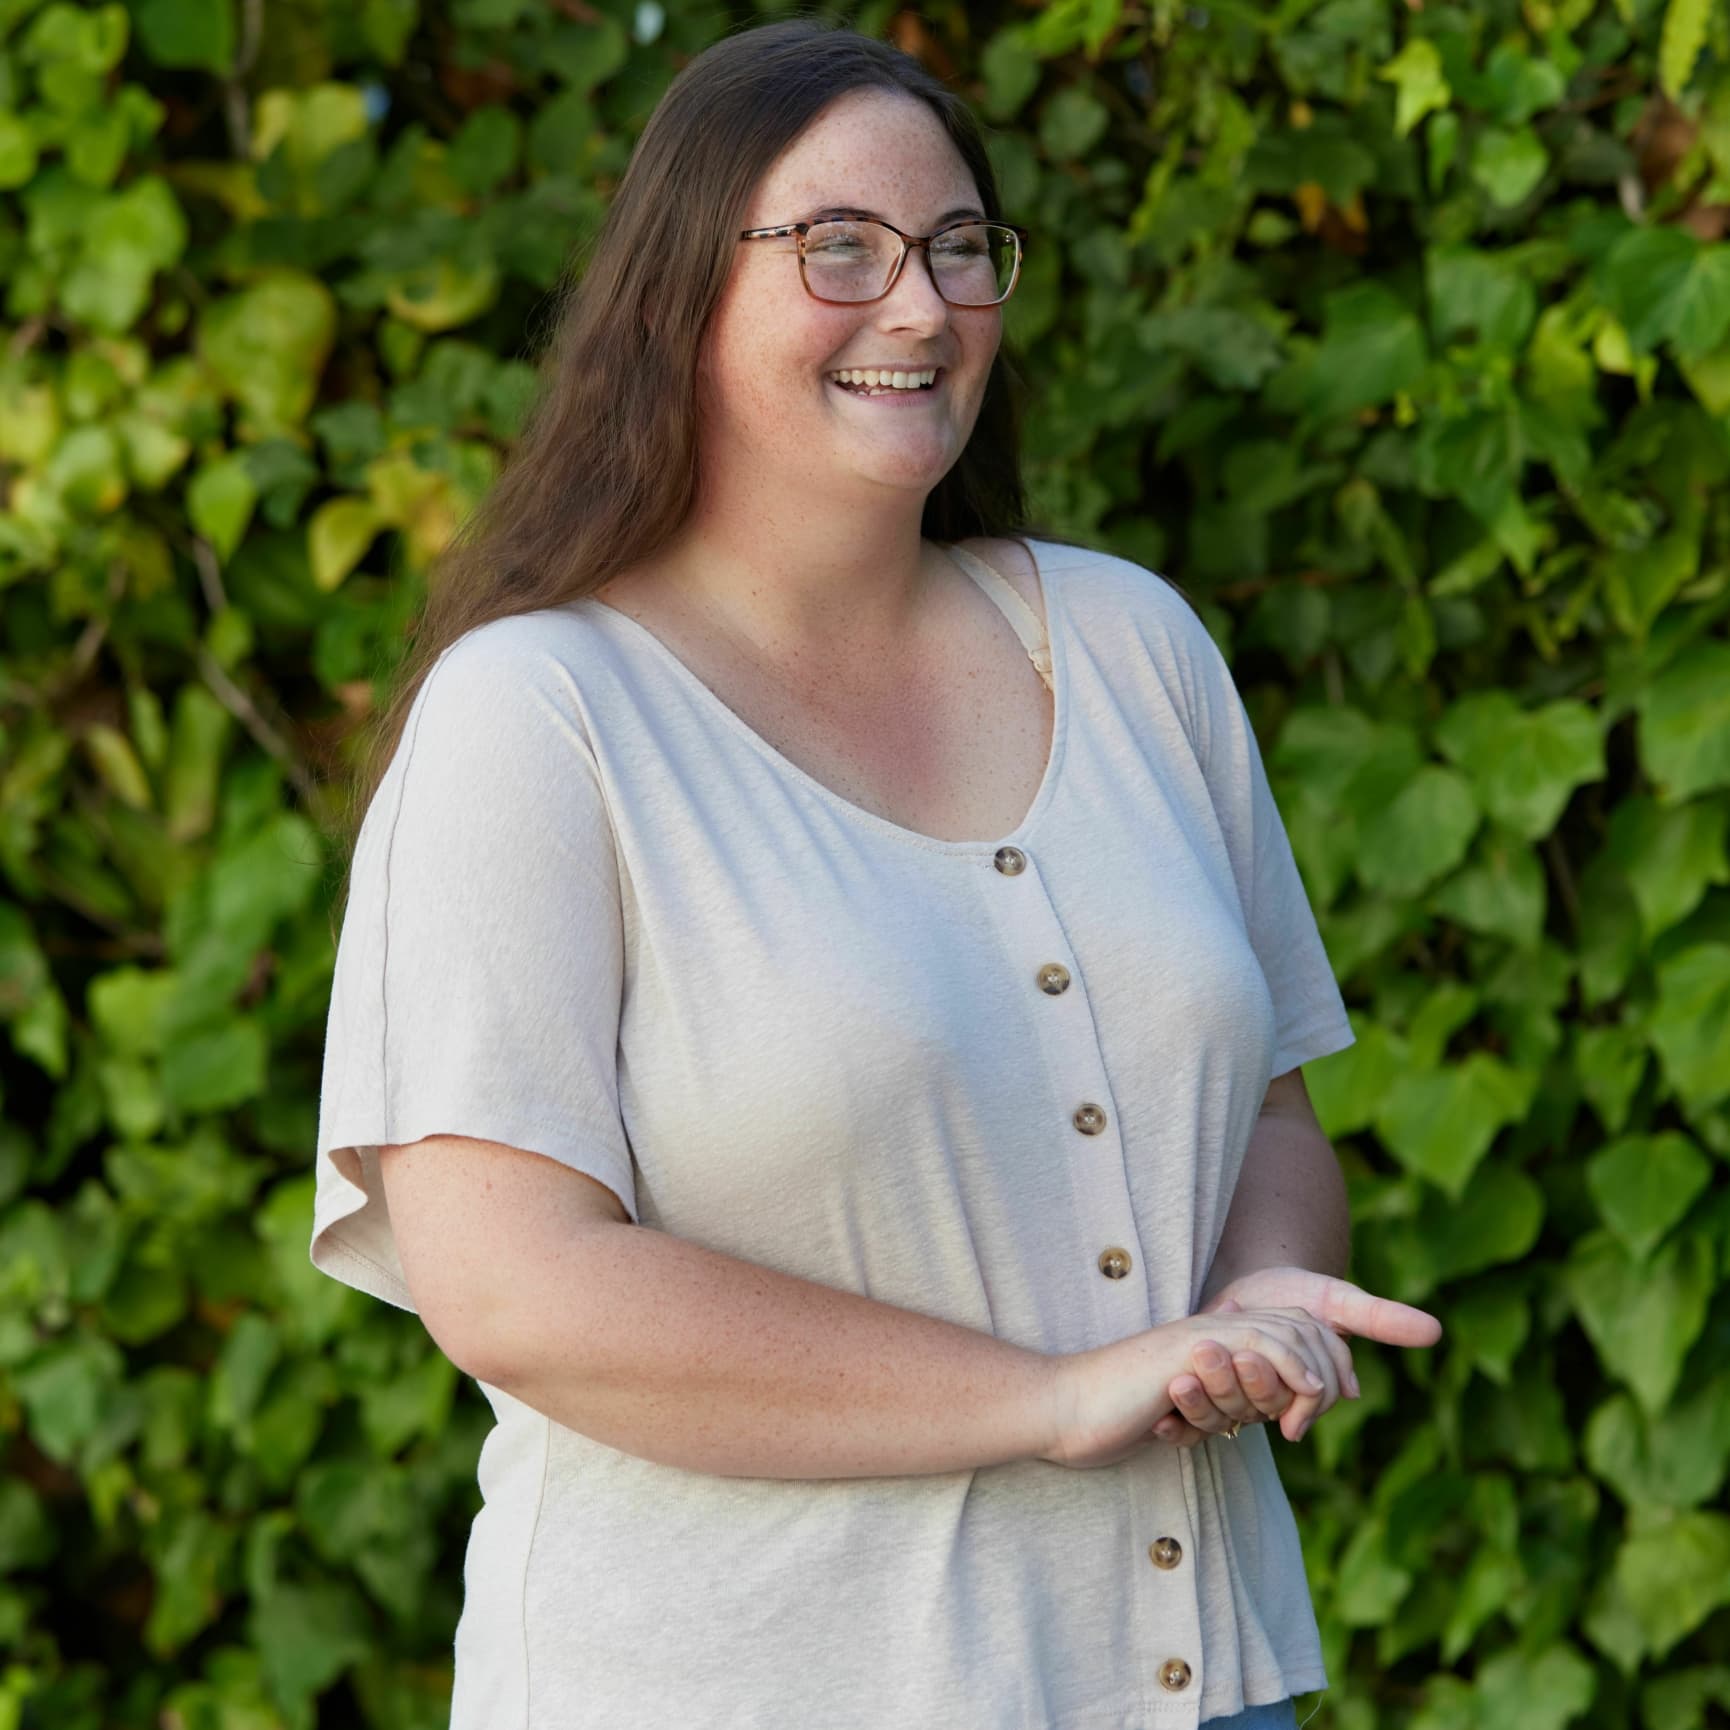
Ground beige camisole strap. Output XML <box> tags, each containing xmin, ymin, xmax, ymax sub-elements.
<box><xmin>942</xmin><ymin>543</ymin><xmax>1055</xmax><ymax>695</ymax></box>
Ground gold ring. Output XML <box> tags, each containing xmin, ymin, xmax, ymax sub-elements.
<box><xmin>1224</xmin><ymin>1419</ymin><xmax>1243</xmax><ymax>1439</ymax></box>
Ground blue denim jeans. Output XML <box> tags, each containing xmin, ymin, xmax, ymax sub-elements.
<box><xmin>1199</xmin><ymin>1697</ymin><xmax>1299</xmax><ymax>1729</ymax></box>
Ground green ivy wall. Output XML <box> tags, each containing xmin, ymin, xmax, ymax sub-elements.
<box><xmin>2</xmin><ymin>0</ymin><xmax>1729</xmax><ymax>1725</ymax></box>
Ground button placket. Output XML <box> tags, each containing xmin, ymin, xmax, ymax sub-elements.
<box><xmin>983</xmin><ymin>842</ymin><xmax>1203</xmax><ymax>1722</ymax></box>
<box><xmin>980</xmin><ymin>844</ymin><xmax>1139</xmax><ymax>1313</ymax></box>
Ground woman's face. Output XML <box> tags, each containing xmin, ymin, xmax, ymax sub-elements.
<box><xmin>697</xmin><ymin>86</ymin><xmax>1001</xmax><ymax>507</ymax></box>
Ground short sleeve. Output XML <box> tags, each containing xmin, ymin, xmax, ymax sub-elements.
<box><xmin>310</xmin><ymin>617</ymin><xmax>638</xmax><ymax>1315</ymax></box>
<box><xmin>1181</xmin><ymin>611</ymin><xmax>1356</xmax><ymax>1079</ymax></box>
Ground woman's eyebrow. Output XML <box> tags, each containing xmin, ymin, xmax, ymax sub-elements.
<box><xmin>806</xmin><ymin>204</ymin><xmax>987</xmax><ymax>225</ymax></box>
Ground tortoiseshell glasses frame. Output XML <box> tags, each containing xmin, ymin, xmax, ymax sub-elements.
<box><xmin>736</xmin><ymin>216</ymin><xmax>1029</xmax><ymax>307</ymax></box>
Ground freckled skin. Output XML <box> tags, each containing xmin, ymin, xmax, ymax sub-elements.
<box><xmin>628</xmin><ymin>84</ymin><xmax>1002</xmax><ymax>656</ymax></box>
<box><xmin>592</xmin><ymin>87</ymin><xmax>1028</xmax><ymax>836</ymax></box>
<box><xmin>702</xmin><ymin>87</ymin><xmax>994</xmax><ymax>497</ymax></box>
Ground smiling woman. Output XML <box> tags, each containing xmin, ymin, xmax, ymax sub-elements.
<box><xmin>307</xmin><ymin>16</ymin><xmax>1406</xmax><ymax>1730</ymax></box>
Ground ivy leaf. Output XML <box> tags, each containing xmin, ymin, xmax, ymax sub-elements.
<box><xmin>541</xmin><ymin>16</ymin><xmax>629</xmax><ymax>92</ymax></box>
<box><xmin>1439</xmin><ymin>1546</ymin><xmax>1521</xmax><ymax>1663</ymax></box>
<box><xmin>358</xmin><ymin>1351</ymin><xmax>459</xmax><ymax>1457</ymax></box>
<box><xmin>1377</xmin><ymin>38</ymin><xmax>1451</xmax><ymax>138</ymax></box>
<box><xmin>1564</xmin><ymin>1228</ymin><xmax>1714</xmax><ymax>1416</ymax></box>
<box><xmin>1585</xmin><ymin>1131</ymin><xmax>1713</xmax><ymax>1261</ymax></box>
<box><xmin>135</xmin><ymin>0</ymin><xmax>236</xmax><ymax>74</ymax></box>
<box><xmin>1477</xmin><ymin>1373</ymin><xmax>1576</xmax><ymax>1473</ymax></box>
<box><xmin>1641</xmin><ymin>1664</ymin><xmax>1730</xmax><ymax>1730</ymax></box>
<box><xmin>1432</xmin><ymin>692</ymin><xmax>1604</xmax><ymax>839</ymax></box>
<box><xmin>446</xmin><ymin>106</ymin><xmax>521</xmax><ymax>199</ymax></box>
<box><xmin>1442</xmin><ymin>1276</ymin><xmax>1529</xmax><ymax>1386</ymax></box>
<box><xmin>186</xmin><ymin>452</ymin><xmax>258</xmax><ymax>562</ymax></box>
<box><xmin>980</xmin><ymin>24</ymin><xmax>1042</xmax><ymax>121</ymax></box>
<box><xmin>1039</xmin><ymin>85</ymin><xmax>1109</xmax><ymax>161</ymax></box>
<box><xmin>1584</xmin><ymin>1378</ymin><xmax>1730</xmax><ymax>1511</ymax></box>
<box><xmin>1470</xmin><ymin>126</ymin><xmax>1548</xmax><ymax>207</ymax></box>
<box><xmin>1647</xmin><ymin>942</ymin><xmax>1730</xmax><ymax>1113</ymax></box>
<box><xmin>209</xmin><ymin>1311</ymin><xmax>281</xmax><ymax>1430</ymax></box>
<box><xmin>1661</xmin><ymin>0</ymin><xmax>1713</xmax><ymax>98</ymax></box>
<box><xmin>1576</xmin><ymin>850</ymin><xmax>1644</xmax><ymax>1007</ymax></box>
<box><xmin>1357</xmin><ymin>764</ymin><xmax>1481</xmax><ymax>897</ymax></box>
<box><xmin>1637</xmin><ymin>639</ymin><xmax>1730</xmax><ymax>799</ymax></box>
<box><xmin>1583</xmin><ymin>1560</ymin><xmax>1649</xmax><ymax>1674</ymax></box>
<box><xmin>247</xmin><ymin>1580</ymin><xmax>372</xmax><ymax>1711</ymax></box>
<box><xmin>1575</xmin><ymin>1022</ymin><xmax>1649</xmax><ymax>1134</ymax></box>
<box><xmin>1615</xmin><ymin>1511</ymin><xmax>1730</xmax><ymax>1658</ymax></box>
<box><xmin>101</xmin><ymin>1255</ymin><xmax>189</xmax><ymax>1345</ymax></box>
<box><xmin>1602</xmin><ymin>514</ymin><xmax>1706</xmax><ymax>639</ymax></box>
<box><xmin>1428</xmin><ymin>825</ymin><xmax>1547</xmax><ymax>949</ymax></box>
<box><xmin>1269</xmin><ymin>281</ymin><xmax>1429</xmax><ymax>421</ymax></box>
<box><xmin>1374</xmin><ymin>1054</ymin><xmax>1539</xmax><ymax>1199</ymax></box>
<box><xmin>1333</xmin><ymin>1513</ymin><xmax>1413</xmax><ymax>1627</ymax></box>
<box><xmin>1474</xmin><ymin>1640</ymin><xmax>1597</xmax><ymax>1730</ymax></box>
<box><xmin>308</xmin><ymin>495</ymin><xmax>382</xmax><ymax>591</ymax></box>
<box><xmin>1598</xmin><ymin>226</ymin><xmax>1730</xmax><ymax>360</ymax></box>
<box><xmin>60</xmin><ymin>177</ymin><xmax>189</xmax><ymax>335</ymax></box>
<box><xmin>198</xmin><ymin>270</ymin><xmax>337</xmax><ymax>438</ymax></box>
<box><xmin>1477</xmin><ymin>43</ymin><xmax>1569</xmax><ymax>126</ymax></box>
<box><xmin>1305</xmin><ymin>1018</ymin><xmax>1405</xmax><ymax>1138</ymax></box>
<box><xmin>12</xmin><ymin>1336</ymin><xmax>125</xmax><ymax>1464</ymax></box>
<box><xmin>1372</xmin><ymin>1161</ymin><xmax>1543</xmax><ymax>1301</ymax></box>
<box><xmin>1427</xmin><ymin>245</ymin><xmax>1537</xmax><ymax>349</ymax></box>
<box><xmin>1598</xmin><ymin>792</ymin><xmax>1723</xmax><ymax>941</ymax></box>
<box><xmin>159</xmin><ymin>1015</ymin><xmax>268</xmax><ymax>1113</ymax></box>
<box><xmin>0</xmin><ymin>1478</ymin><xmax>55</xmax><ymax>1572</ymax></box>
<box><xmin>142</xmin><ymin>1509</ymin><xmax>234</xmax><ymax>1656</ymax></box>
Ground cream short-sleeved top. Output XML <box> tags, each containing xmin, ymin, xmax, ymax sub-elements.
<box><xmin>311</xmin><ymin>536</ymin><xmax>1356</xmax><ymax>1730</ymax></box>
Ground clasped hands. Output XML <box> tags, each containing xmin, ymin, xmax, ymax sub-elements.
<box><xmin>1152</xmin><ymin>1266</ymin><xmax>1443</xmax><ymax>1447</ymax></box>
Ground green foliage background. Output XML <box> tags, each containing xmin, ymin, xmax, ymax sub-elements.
<box><xmin>3</xmin><ymin>0</ymin><xmax>1730</xmax><ymax>1723</ymax></box>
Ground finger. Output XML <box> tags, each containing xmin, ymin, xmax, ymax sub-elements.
<box><xmin>1295</xmin><ymin>1320</ymin><xmax>1342</xmax><ymax>1410</ymax></box>
<box><xmin>1212</xmin><ymin>1315</ymin><xmax>1327</xmax><ymax>1429</ymax></box>
<box><xmin>1152</xmin><ymin>1414</ymin><xmax>1207</xmax><ymax>1446</ymax></box>
<box><xmin>1313</xmin><ymin>1325</ymin><xmax>1360</xmax><ymax>1398</ymax></box>
<box><xmin>1270</xmin><ymin>1305</ymin><xmax>1357</xmax><ymax>1397</ymax></box>
<box><xmin>1189</xmin><ymin>1342</ymin><xmax>1259</xmax><ymax>1423</ymax></box>
<box><xmin>1305</xmin><ymin>1281</ymin><xmax>1443</xmax><ymax>1349</ymax></box>
<box><xmin>1169</xmin><ymin>1373</ymin><xmax>1236</xmax><ymax>1434</ymax></box>
<box><xmin>1230</xmin><ymin>1352</ymin><xmax>1294</xmax><ymax>1420</ymax></box>
<box><xmin>1277</xmin><ymin>1322</ymin><xmax>1340</xmax><ymax>1436</ymax></box>
<box><xmin>1263</xmin><ymin>1320</ymin><xmax>1330</xmax><ymax>1405</ymax></box>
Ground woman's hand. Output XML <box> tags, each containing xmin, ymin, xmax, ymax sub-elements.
<box><xmin>1151</xmin><ymin>1307</ymin><xmax>1313</xmax><ymax>1446</ymax></box>
<box><xmin>1039</xmin><ymin>1302</ymin><xmax>1356</xmax><ymax>1470</ymax></box>
<box><xmin>1151</xmin><ymin>1269</ymin><xmax>1444</xmax><ymax>1447</ymax></box>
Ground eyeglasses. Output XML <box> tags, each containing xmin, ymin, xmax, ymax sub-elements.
<box><xmin>737</xmin><ymin>217</ymin><xmax>1028</xmax><ymax>308</ymax></box>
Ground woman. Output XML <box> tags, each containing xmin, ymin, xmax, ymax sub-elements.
<box><xmin>311</xmin><ymin>19</ymin><xmax>1442</xmax><ymax>1729</ymax></box>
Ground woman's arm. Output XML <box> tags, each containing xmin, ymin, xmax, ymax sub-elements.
<box><xmin>1198</xmin><ymin>1068</ymin><xmax>1351</xmax><ymax>1306</ymax></box>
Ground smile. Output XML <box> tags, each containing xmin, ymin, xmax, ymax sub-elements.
<box><xmin>826</xmin><ymin>367</ymin><xmax>946</xmax><ymax>401</ymax></box>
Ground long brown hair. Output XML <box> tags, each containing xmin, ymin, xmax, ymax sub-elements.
<box><xmin>326</xmin><ymin>16</ymin><xmax>1114</xmax><ymax>918</ymax></box>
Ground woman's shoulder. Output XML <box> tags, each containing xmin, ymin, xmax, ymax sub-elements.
<box><xmin>956</xmin><ymin>534</ymin><xmax>1203</xmax><ymax>641</ymax></box>
<box><xmin>951</xmin><ymin>535</ymin><xmax>1047</xmax><ymax>630</ymax></box>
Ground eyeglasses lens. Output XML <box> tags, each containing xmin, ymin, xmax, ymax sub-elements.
<box><xmin>803</xmin><ymin>221</ymin><xmax>1017</xmax><ymax>306</ymax></box>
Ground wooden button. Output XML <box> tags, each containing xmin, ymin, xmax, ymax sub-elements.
<box><xmin>993</xmin><ymin>846</ymin><xmax>1026</xmax><ymax>875</ymax></box>
<box><xmin>1098</xmin><ymin>1247</ymin><xmax>1132</xmax><ymax>1279</ymax></box>
<box><xmin>1036</xmin><ymin>963</ymin><xmax>1070</xmax><ymax>994</ymax></box>
<box><xmin>1149</xmin><ymin>1536</ymin><xmax>1183</xmax><ymax>1569</ymax></box>
<box><xmin>1072</xmin><ymin>1102</ymin><xmax>1106</xmax><ymax>1134</ymax></box>
<box><xmin>1157</xmin><ymin>1658</ymin><xmax>1192</xmax><ymax>1691</ymax></box>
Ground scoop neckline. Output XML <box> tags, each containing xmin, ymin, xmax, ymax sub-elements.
<box><xmin>579</xmin><ymin>539</ymin><xmax>1069</xmax><ymax>858</ymax></box>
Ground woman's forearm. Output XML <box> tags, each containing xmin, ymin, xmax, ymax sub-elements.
<box><xmin>1199</xmin><ymin>1106</ymin><xmax>1351</xmax><ymax>1305</ymax></box>
<box><xmin>471</xmin><ymin>1222</ymin><xmax>1064</xmax><ymax>1480</ymax></box>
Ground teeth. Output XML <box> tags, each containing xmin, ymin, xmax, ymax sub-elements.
<box><xmin>827</xmin><ymin>368</ymin><xmax>938</xmax><ymax>389</ymax></box>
